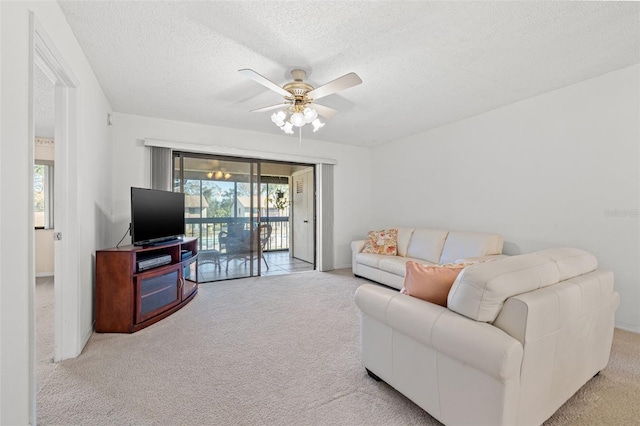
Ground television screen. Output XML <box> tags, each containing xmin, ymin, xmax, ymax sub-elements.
<box><xmin>131</xmin><ymin>187</ymin><xmax>185</xmax><ymax>246</ymax></box>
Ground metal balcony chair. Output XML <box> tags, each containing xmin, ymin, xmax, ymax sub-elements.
<box><xmin>222</xmin><ymin>224</ymin><xmax>272</xmax><ymax>271</ymax></box>
<box><xmin>257</xmin><ymin>223</ymin><xmax>273</xmax><ymax>270</ymax></box>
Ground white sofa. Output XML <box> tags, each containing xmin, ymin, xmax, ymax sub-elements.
<box><xmin>352</xmin><ymin>228</ymin><xmax>505</xmax><ymax>289</ymax></box>
<box><xmin>354</xmin><ymin>247</ymin><xmax>619</xmax><ymax>426</ymax></box>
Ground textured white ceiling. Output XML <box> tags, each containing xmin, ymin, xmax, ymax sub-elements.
<box><xmin>57</xmin><ymin>1</ymin><xmax>639</xmax><ymax>147</ymax></box>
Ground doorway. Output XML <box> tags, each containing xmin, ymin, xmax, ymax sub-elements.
<box><xmin>31</xmin><ymin>13</ymin><xmax>82</xmax><ymax>367</ymax></box>
<box><xmin>29</xmin><ymin>13</ymin><xmax>82</xmax><ymax>426</ymax></box>
<box><xmin>172</xmin><ymin>152</ymin><xmax>315</xmax><ymax>282</ymax></box>
<box><xmin>292</xmin><ymin>168</ymin><xmax>315</xmax><ymax>264</ymax></box>
<box><xmin>33</xmin><ymin>60</ymin><xmax>56</xmax><ymax>380</ymax></box>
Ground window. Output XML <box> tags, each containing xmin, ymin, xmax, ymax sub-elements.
<box><xmin>34</xmin><ymin>161</ymin><xmax>54</xmax><ymax>229</ymax></box>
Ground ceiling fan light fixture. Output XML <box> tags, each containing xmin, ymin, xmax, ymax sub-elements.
<box><xmin>312</xmin><ymin>118</ymin><xmax>325</xmax><ymax>132</ymax></box>
<box><xmin>290</xmin><ymin>112</ymin><xmax>306</xmax><ymax>127</ymax></box>
<box><xmin>240</xmin><ymin>68</ymin><xmax>362</xmax><ymax>136</ymax></box>
<box><xmin>303</xmin><ymin>107</ymin><xmax>318</xmax><ymax>123</ymax></box>
<box><xmin>271</xmin><ymin>111</ymin><xmax>285</xmax><ymax>127</ymax></box>
<box><xmin>282</xmin><ymin>121</ymin><xmax>294</xmax><ymax>134</ymax></box>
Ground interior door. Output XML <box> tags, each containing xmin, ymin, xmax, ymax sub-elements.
<box><xmin>292</xmin><ymin>168</ymin><xmax>314</xmax><ymax>263</ymax></box>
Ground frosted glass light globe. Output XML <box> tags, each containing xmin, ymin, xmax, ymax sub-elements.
<box><xmin>282</xmin><ymin>122</ymin><xmax>294</xmax><ymax>134</ymax></box>
<box><xmin>312</xmin><ymin>119</ymin><xmax>325</xmax><ymax>132</ymax></box>
<box><xmin>271</xmin><ymin>112</ymin><xmax>285</xmax><ymax>127</ymax></box>
<box><xmin>303</xmin><ymin>108</ymin><xmax>318</xmax><ymax>123</ymax></box>
<box><xmin>290</xmin><ymin>112</ymin><xmax>306</xmax><ymax>127</ymax></box>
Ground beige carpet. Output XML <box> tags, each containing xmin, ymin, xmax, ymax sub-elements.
<box><xmin>36</xmin><ymin>270</ymin><xmax>640</xmax><ymax>425</ymax></box>
<box><xmin>36</xmin><ymin>276</ymin><xmax>57</xmax><ymax>396</ymax></box>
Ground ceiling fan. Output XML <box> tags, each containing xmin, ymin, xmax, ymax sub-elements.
<box><xmin>238</xmin><ymin>68</ymin><xmax>362</xmax><ymax>134</ymax></box>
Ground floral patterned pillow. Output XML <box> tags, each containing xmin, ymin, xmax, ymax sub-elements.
<box><xmin>362</xmin><ymin>228</ymin><xmax>398</xmax><ymax>256</ymax></box>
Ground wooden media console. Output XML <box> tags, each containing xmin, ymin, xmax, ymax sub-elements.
<box><xmin>95</xmin><ymin>237</ymin><xmax>198</xmax><ymax>333</ymax></box>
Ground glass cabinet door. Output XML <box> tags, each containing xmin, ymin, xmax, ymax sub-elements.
<box><xmin>135</xmin><ymin>265</ymin><xmax>181</xmax><ymax>323</ymax></box>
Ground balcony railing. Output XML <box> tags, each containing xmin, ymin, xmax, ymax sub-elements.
<box><xmin>185</xmin><ymin>216</ymin><xmax>289</xmax><ymax>252</ymax></box>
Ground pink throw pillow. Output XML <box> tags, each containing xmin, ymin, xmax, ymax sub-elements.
<box><xmin>402</xmin><ymin>261</ymin><xmax>465</xmax><ymax>307</ymax></box>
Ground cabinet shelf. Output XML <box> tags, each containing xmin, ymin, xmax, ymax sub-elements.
<box><xmin>95</xmin><ymin>237</ymin><xmax>198</xmax><ymax>333</ymax></box>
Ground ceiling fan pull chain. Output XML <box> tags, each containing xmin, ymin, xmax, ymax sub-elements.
<box><xmin>299</xmin><ymin>126</ymin><xmax>302</xmax><ymax>147</ymax></box>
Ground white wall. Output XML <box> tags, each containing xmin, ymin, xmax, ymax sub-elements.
<box><xmin>109</xmin><ymin>113</ymin><xmax>373</xmax><ymax>269</ymax></box>
<box><xmin>372</xmin><ymin>65</ymin><xmax>640</xmax><ymax>332</ymax></box>
<box><xmin>0</xmin><ymin>2</ymin><xmax>113</xmax><ymax>424</ymax></box>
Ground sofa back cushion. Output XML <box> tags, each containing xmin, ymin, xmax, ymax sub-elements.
<box><xmin>396</xmin><ymin>228</ymin><xmax>415</xmax><ymax>257</ymax></box>
<box><xmin>439</xmin><ymin>231</ymin><xmax>504</xmax><ymax>265</ymax></box>
<box><xmin>447</xmin><ymin>248</ymin><xmax>598</xmax><ymax>322</ymax></box>
<box><xmin>406</xmin><ymin>228</ymin><xmax>449</xmax><ymax>263</ymax></box>
<box><xmin>533</xmin><ymin>247</ymin><xmax>598</xmax><ymax>281</ymax></box>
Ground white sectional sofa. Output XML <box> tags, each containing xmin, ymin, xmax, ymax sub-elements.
<box><xmin>352</xmin><ymin>228</ymin><xmax>505</xmax><ymax>289</ymax></box>
<box><xmin>354</xmin><ymin>248</ymin><xmax>619</xmax><ymax>426</ymax></box>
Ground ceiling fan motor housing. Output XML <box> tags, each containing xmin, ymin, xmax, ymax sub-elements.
<box><xmin>283</xmin><ymin>69</ymin><xmax>314</xmax><ymax>99</ymax></box>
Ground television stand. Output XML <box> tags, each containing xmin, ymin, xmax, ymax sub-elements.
<box><xmin>95</xmin><ymin>237</ymin><xmax>198</xmax><ymax>333</ymax></box>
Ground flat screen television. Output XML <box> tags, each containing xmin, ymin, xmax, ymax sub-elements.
<box><xmin>130</xmin><ymin>187</ymin><xmax>185</xmax><ymax>246</ymax></box>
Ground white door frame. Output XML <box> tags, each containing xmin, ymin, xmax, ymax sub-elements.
<box><xmin>292</xmin><ymin>168</ymin><xmax>315</xmax><ymax>264</ymax></box>
<box><xmin>30</xmin><ymin>13</ymin><xmax>81</xmax><ymax>370</ymax></box>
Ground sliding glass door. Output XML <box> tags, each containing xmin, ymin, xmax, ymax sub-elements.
<box><xmin>174</xmin><ymin>154</ymin><xmax>261</xmax><ymax>281</ymax></box>
<box><xmin>173</xmin><ymin>152</ymin><xmax>316</xmax><ymax>282</ymax></box>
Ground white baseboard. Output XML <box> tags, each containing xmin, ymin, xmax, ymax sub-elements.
<box><xmin>334</xmin><ymin>263</ymin><xmax>351</xmax><ymax>270</ymax></box>
<box><xmin>615</xmin><ymin>323</ymin><xmax>640</xmax><ymax>334</ymax></box>
<box><xmin>81</xmin><ymin>322</ymin><xmax>94</xmax><ymax>353</ymax></box>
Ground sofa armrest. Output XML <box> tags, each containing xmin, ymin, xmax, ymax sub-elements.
<box><xmin>351</xmin><ymin>240</ymin><xmax>366</xmax><ymax>254</ymax></box>
<box><xmin>354</xmin><ymin>283</ymin><xmax>394</xmax><ymax>323</ymax></box>
<box><xmin>355</xmin><ymin>284</ymin><xmax>523</xmax><ymax>381</ymax></box>
<box><xmin>351</xmin><ymin>240</ymin><xmax>366</xmax><ymax>274</ymax></box>
<box><xmin>455</xmin><ymin>254</ymin><xmax>508</xmax><ymax>264</ymax></box>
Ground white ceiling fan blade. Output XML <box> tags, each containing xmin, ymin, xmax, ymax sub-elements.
<box><xmin>238</xmin><ymin>69</ymin><xmax>291</xmax><ymax>98</ymax></box>
<box><xmin>250</xmin><ymin>103</ymin><xmax>290</xmax><ymax>113</ymax></box>
<box><xmin>306</xmin><ymin>72</ymin><xmax>362</xmax><ymax>100</ymax></box>
<box><xmin>312</xmin><ymin>103</ymin><xmax>339</xmax><ymax>119</ymax></box>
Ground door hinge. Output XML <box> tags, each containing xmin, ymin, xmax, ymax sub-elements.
<box><xmin>53</xmin><ymin>232</ymin><xmax>62</xmax><ymax>241</ymax></box>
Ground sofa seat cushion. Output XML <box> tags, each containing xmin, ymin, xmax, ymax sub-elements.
<box><xmin>355</xmin><ymin>252</ymin><xmax>390</xmax><ymax>269</ymax></box>
<box><xmin>406</xmin><ymin>228</ymin><xmax>449</xmax><ymax>263</ymax></box>
<box><xmin>439</xmin><ymin>231</ymin><xmax>504</xmax><ymax>265</ymax></box>
<box><xmin>378</xmin><ymin>256</ymin><xmax>436</xmax><ymax>277</ymax></box>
